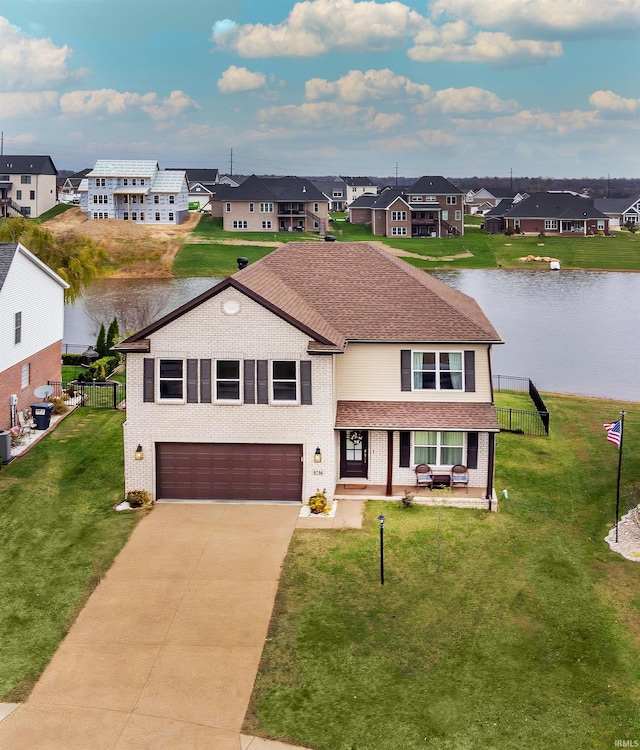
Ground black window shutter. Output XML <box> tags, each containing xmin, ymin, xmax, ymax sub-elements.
<box><xmin>300</xmin><ymin>360</ymin><xmax>312</xmax><ymax>405</ymax></box>
<box><xmin>401</xmin><ymin>350</ymin><xmax>412</xmax><ymax>391</ymax></box>
<box><xmin>399</xmin><ymin>432</ymin><xmax>411</xmax><ymax>467</ymax></box>
<box><xmin>143</xmin><ymin>358</ymin><xmax>154</xmax><ymax>402</ymax></box>
<box><xmin>187</xmin><ymin>359</ymin><xmax>198</xmax><ymax>403</ymax></box>
<box><xmin>464</xmin><ymin>350</ymin><xmax>476</xmax><ymax>392</ymax></box>
<box><xmin>244</xmin><ymin>360</ymin><xmax>256</xmax><ymax>404</ymax></box>
<box><xmin>467</xmin><ymin>432</ymin><xmax>478</xmax><ymax>469</ymax></box>
<box><xmin>257</xmin><ymin>360</ymin><xmax>268</xmax><ymax>404</ymax></box>
<box><xmin>200</xmin><ymin>359</ymin><xmax>211</xmax><ymax>403</ymax></box>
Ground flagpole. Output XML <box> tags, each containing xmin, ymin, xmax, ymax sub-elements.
<box><xmin>615</xmin><ymin>411</ymin><xmax>626</xmax><ymax>543</ymax></box>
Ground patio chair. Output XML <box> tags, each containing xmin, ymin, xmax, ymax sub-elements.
<box><xmin>451</xmin><ymin>464</ymin><xmax>469</xmax><ymax>493</ymax></box>
<box><xmin>415</xmin><ymin>464</ymin><xmax>433</xmax><ymax>490</ymax></box>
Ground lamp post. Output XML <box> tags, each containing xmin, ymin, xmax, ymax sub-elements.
<box><xmin>378</xmin><ymin>514</ymin><xmax>386</xmax><ymax>585</ymax></box>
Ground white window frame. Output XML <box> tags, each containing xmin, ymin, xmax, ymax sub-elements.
<box><xmin>169</xmin><ymin>195</ymin><xmax>175</xmax><ymax>204</ymax></box>
<box><xmin>455</xmin><ymin>210</ymin><xmax>461</xmax><ymax>221</ymax></box>
<box><xmin>215</xmin><ymin>359</ymin><xmax>242</xmax><ymax>402</ymax></box>
<box><xmin>333</xmin><ymin>191</ymin><xmax>343</xmax><ymax>198</ymax></box>
<box><xmin>158</xmin><ymin>359</ymin><xmax>185</xmax><ymax>402</ymax></box>
<box><xmin>249</xmin><ymin>203</ymin><xmax>254</xmax><ymax>212</ymax></box>
<box><xmin>233</xmin><ymin>220</ymin><xmax>248</xmax><ymax>229</ymax></box>
<box><xmin>21</xmin><ymin>363</ymin><xmax>30</xmax><ymax>388</ymax></box>
<box><xmin>411</xmin><ymin>350</ymin><xmax>464</xmax><ymax>391</ymax></box>
<box><xmin>597</xmin><ymin>220</ymin><xmax>605</xmax><ymax>231</ymax></box>
<box><xmin>271</xmin><ymin>360</ymin><xmax>298</xmax><ymax>403</ymax></box>
<box><xmin>21</xmin><ymin>175</ymin><xmax>32</xmax><ymax>184</ymax></box>
<box><xmin>314</xmin><ymin>202</ymin><xmax>319</xmax><ymax>212</ymax></box>
<box><xmin>413</xmin><ymin>431</ymin><xmax>464</xmax><ymax>467</ymax></box>
<box><xmin>14</xmin><ymin>311</ymin><xmax>21</xmax><ymax>345</ymax></box>
<box><xmin>261</xmin><ymin>220</ymin><xmax>272</xmax><ymax>229</ymax></box>
<box><xmin>260</xmin><ymin>202</ymin><xmax>273</xmax><ymax>213</ymax></box>
<box><xmin>447</xmin><ymin>196</ymin><xmax>457</xmax><ymax>205</ymax></box>
<box><xmin>168</xmin><ymin>212</ymin><xmax>174</xmax><ymax>222</ymax></box>
<box><xmin>391</xmin><ymin>211</ymin><xmax>407</xmax><ymax>221</ymax></box>
<box><xmin>392</xmin><ymin>227</ymin><xmax>407</xmax><ymax>235</ymax></box>
<box><xmin>545</xmin><ymin>219</ymin><xmax>558</xmax><ymax>230</ymax></box>
<box><xmin>225</xmin><ymin>202</ymin><xmax>231</xmax><ymax>212</ymax></box>
<box><xmin>442</xmin><ymin>210</ymin><xmax>449</xmax><ymax>221</ymax></box>
<box><xmin>154</xmin><ymin>195</ymin><xmax>159</xmax><ymax>204</ymax></box>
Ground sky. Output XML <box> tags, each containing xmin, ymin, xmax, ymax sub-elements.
<box><xmin>1</xmin><ymin>0</ymin><xmax>639</xmax><ymax>178</ymax></box>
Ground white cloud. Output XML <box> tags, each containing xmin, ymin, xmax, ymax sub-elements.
<box><xmin>0</xmin><ymin>91</ymin><xmax>59</xmax><ymax>117</ymax></box>
<box><xmin>420</xmin><ymin>86</ymin><xmax>519</xmax><ymax>114</ymax></box>
<box><xmin>218</xmin><ymin>66</ymin><xmax>267</xmax><ymax>93</ymax></box>
<box><xmin>213</xmin><ymin>0</ymin><xmax>428</xmax><ymax>57</ymax></box>
<box><xmin>430</xmin><ymin>0</ymin><xmax>640</xmax><ymax>37</ymax></box>
<box><xmin>453</xmin><ymin>109</ymin><xmax>600</xmax><ymax>135</ymax></box>
<box><xmin>0</xmin><ymin>16</ymin><xmax>82</xmax><ymax>89</ymax></box>
<box><xmin>59</xmin><ymin>88</ymin><xmax>198</xmax><ymax>120</ymax></box>
<box><xmin>257</xmin><ymin>101</ymin><xmax>403</xmax><ymax>132</ymax></box>
<box><xmin>589</xmin><ymin>90</ymin><xmax>639</xmax><ymax>114</ymax></box>
<box><xmin>409</xmin><ymin>30</ymin><xmax>562</xmax><ymax>66</ymax></box>
<box><xmin>371</xmin><ymin>112</ymin><xmax>405</xmax><ymax>131</ymax></box>
<box><xmin>305</xmin><ymin>68</ymin><xmax>431</xmax><ymax>103</ymax></box>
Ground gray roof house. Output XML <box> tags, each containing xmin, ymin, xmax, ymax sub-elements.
<box><xmin>490</xmin><ymin>192</ymin><xmax>609</xmax><ymax>235</ymax></box>
<box><xmin>0</xmin><ymin>155</ymin><xmax>58</xmax><ymax>218</ymax></box>
<box><xmin>594</xmin><ymin>196</ymin><xmax>640</xmax><ymax>228</ymax></box>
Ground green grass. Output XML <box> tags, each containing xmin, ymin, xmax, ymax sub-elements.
<box><xmin>173</xmin><ymin>243</ymin><xmax>274</xmax><ymax>277</ymax></box>
<box><xmin>36</xmin><ymin>203</ymin><xmax>74</xmax><ymax>222</ymax></box>
<box><xmin>246</xmin><ymin>393</ymin><xmax>640</xmax><ymax>749</ymax></box>
<box><xmin>0</xmin><ymin>410</ymin><xmax>138</xmax><ymax>700</ymax></box>
<box><xmin>191</xmin><ymin>215</ymin><xmax>326</xmax><ymax>245</ymax></box>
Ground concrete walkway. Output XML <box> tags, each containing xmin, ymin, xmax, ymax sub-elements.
<box><xmin>0</xmin><ymin>504</ymin><xmax>307</xmax><ymax>749</ymax></box>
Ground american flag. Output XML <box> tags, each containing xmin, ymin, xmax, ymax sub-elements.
<box><xmin>603</xmin><ymin>420</ymin><xmax>622</xmax><ymax>447</ymax></box>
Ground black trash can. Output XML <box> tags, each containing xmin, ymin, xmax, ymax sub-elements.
<box><xmin>0</xmin><ymin>430</ymin><xmax>11</xmax><ymax>464</ymax></box>
<box><xmin>31</xmin><ymin>403</ymin><xmax>54</xmax><ymax>430</ymax></box>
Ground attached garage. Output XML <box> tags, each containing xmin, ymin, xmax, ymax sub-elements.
<box><xmin>156</xmin><ymin>443</ymin><xmax>303</xmax><ymax>502</ymax></box>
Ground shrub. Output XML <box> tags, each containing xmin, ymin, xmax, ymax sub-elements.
<box><xmin>308</xmin><ymin>489</ymin><xmax>329</xmax><ymax>514</ymax></box>
<box><xmin>50</xmin><ymin>396</ymin><xmax>69</xmax><ymax>415</ymax></box>
<box><xmin>62</xmin><ymin>353</ymin><xmax>83</xmax><ymax>366</ymax></box>
<box><xmin>125</xmin><ymin>489</ymin><xmax>153</xmax><ymax>508</ymax></box>
<box><xmin>538</xmin><ymin>231</ymin><xmax>546</xmax><ymax>238</ymax></box>
<box><xmin>504</xmin><ymin>227</ymin><xmax>514</xmax><ymax>237</ymax></box>
<box><xmin>399</xmin><ymin>490</ymin><xmax>415</xmax><ymax>508</ymax></box>
<box><xmin>88</xmin><ymin>355</ymin><xmax>119</xmax><ymax>380</ymax></box>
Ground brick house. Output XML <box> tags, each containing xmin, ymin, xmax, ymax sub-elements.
<box><xmin>211</xmin><ymin>175</ymin><xmax>330</xmax><ymax>233</ymax></box>
<box><xmin>0</xmin><ymin>155</ymin><xmax>58</xmax><ymax>218</ymax></box>
<box><xmin>348</xmin><ymin>177</ymin><xmax>465</xmax><ymax>238</ymax></box>
<box><xmin>0</xmin><ymin>243</ymin><xmax>68</xmax><ymax>431</ymax></box>
<box><xmin>491</xmin><ymin>192</ymin><xmax>610</xmax><ymax>235</ymax></box>
<box><xmin>116</xmin><ymin>242</ymin><xmax>502</xmax><ymax>509</ymax></box>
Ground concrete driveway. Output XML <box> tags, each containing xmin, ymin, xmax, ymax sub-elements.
<box><xmin>0</xmin><ymin>503</ymin><xmax>301</xmax><ymax>749</ymax></box>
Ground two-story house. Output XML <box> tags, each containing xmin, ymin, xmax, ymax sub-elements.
<box><xmin>0</xmin><ymin>243</ymin><xmax>69</xmax><ymax>432</ymax></box>
<box><xmin>0</xmin><ymin>156</ymin><xmax>58</xmax><ymax>218</ymax></box>
<box><xmin>211</xmin><ymin>175</ymin><xmax>330</xmax><ymax>233</ymax></box>
<box><xmin>83</xmin><ymin>160</ymin><xmax>189</xmax><ymax>224</ymax></box>
<box><xmin>340</xmin><ymin>176</ymin><xmax>379</xmax><ymax>206</ymax></box>
<box><xmin>349</xmin><ymin>177</ymin><xmax>465</xmax><ymax>238</ymax></box>
<box><xmin>116</xmin><ymin>242</ymin><xmax>502</xmax><ymax>509</ymax></box>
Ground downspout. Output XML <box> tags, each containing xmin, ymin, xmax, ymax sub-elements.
<box><xmin>487</xmin><ymin>432</ymin><xmax>496</xmax><ymax>511</ymax></box>
<box><xmin>386</xmin><ymin>431</ymin><xmax>394</xmax><ymax>496</ymax></box>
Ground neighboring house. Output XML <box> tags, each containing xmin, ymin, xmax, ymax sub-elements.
<box><xmin>488</xmin><ymin>192</ymin><xmax>609</xmax><ymax>235</ymax></box>
<box><xmin>594</xmin><ymin>195</ymin><xmax>640</xmax><ymax>229</ymax></box>
<box><xmin>348</xmin><ymin>176</ymin><xmax>465</xmax><ymax>237</ymax></box>
<box><xmin>211</xmin><ymin>175</ymin><xmax>330</xmax><ymax>233</ymax></box>
<box><xmin>311</xmin><ymin>177</ymin><xmax>349</xmax><ymax>211</ymax></box>
<box><xmin>0</xmin><ymin>243</ymin><xmax>69</xmax><ymax>431</ymax></box>
<box><xmin>0</xmin><ymin>155</ymin><xmax>58</xmax><ymax>218</ymax></box>
<box><xmin>341</xmin><ymin>176</ymin><xmax>379</xmax><ymax>205</ymax></box>
<box><xmin>115</xmin><ymin>242</ymin><xmax>502</xmax><ymax>509</ymax></box>
<box><xmin>59</xmin><ymin>168</ymin><xmax>91</xmax><ymax>204</ymax></box>
<box><xmin>84</xmin><ymin>160</ymin><xmax>189</xmax><ymax>224</ymax></box>
<box><xmin>165</xmin><ymin>168</ymin><xmax>239</xmax><ymax>212</ymax></box>
<box><xmin>465</xmin><ymin>188</ymin><xmax>522</xmax><ymax>215</ymax></box>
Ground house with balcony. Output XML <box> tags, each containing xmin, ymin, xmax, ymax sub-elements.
<box><xmin>211</xmin><ymin>175</ymin><xmax>330</xmax><ymax>233</ymax></box>
<box><xmin>115</xmin><ymin>242</ymin><xmax>502</xmax><ymax>510</ymax></box>
<box><xmin>83</xmin><ymin>160</ymin><xmax>189</xmax><ymax>224</ymax></box>
<box><xmin>348</xmin><ymin>177</ymin><xmax>465</xmax><ymax>238</ymax></box>
<box><xmin>0</xmin><ymin>155</ymin><xmax>58</xmax><ymax>218</ymax></box>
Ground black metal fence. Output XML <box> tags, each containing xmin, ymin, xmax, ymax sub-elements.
<box><xmin>49</xmin><ymin>381</ymin><xmax>125</xmax><ymax>409</ymax></box>
<box><xmin>493</xmin><ymin>374</ymin><xmax>550</xmax><ymax>436</ymax></box>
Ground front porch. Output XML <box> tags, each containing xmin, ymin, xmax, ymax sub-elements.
<box><xmin>334</xmin><ymin>483</ymin><xmax>498</xmax><ymax>511</ymax></box>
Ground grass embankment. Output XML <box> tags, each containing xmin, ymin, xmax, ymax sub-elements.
<box><xmin>246</xmin><ymin>393</ymin><xmax>640</xmax><ymax>750</ymax></box>
<box><xmin>0</xmin><ymin>410</ymin><xmax>138</xmax><ymax>700</ymax></box>
<box><xmin>174</xmin><ymin>215</ymin><xmax>640</xmax><ymax>276</ymax></box>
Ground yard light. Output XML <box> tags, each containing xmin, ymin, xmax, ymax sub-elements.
<box><xmin>314</xmin><ymin>447</ymin><xmax>322</xmax><ymax>463</ymax></box>
<box><xmin>134</xmin><ymin>444</ymin><xmax>144</xmax><ymax>460</ymax></box>
<box><xmin>378</xmin><ymin>513</ymin><xmax>386</xmax><ymax>585</ymax></box>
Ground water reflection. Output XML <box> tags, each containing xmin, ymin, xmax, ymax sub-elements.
<box><xmin>64</xmin><ymin>271</ymin><xmax>640</xmax><ymax>402</ymax></box>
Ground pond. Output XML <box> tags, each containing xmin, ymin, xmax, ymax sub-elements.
<box><xmin>64</xmin><ymin>270</ymin><xmax>640</xmax><ymax>402</ymax></box>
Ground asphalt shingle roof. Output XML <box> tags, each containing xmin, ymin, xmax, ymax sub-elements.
<box><xmin>0</xmin><ymin>155</ymin><xmax>57</xmax><ymax>175</ymax></box>
<box><xmin>336</xmin><ymin>401</ymin><xmax>500</xmax><ymax>431</ymax></box>
<box><xmin>0</xmin><ymin>243</ymin><xmax>18</xmax><ymax>293</ymax></box>
<box><xmin>503</xmin><ymin>192</ymin><xmax>607</xmax><ymax>220</ymax></box>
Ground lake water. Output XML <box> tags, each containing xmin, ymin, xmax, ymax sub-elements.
<box><xmin>64</xmin><ymin>270</ymin><xmax>640</xmax><ymax>403</ymax></box>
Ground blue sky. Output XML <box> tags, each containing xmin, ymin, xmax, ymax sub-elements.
<box><xmin>1</xmin><ymin>0</ymin><xmax>639</xmax><ymax>178</ymax></box>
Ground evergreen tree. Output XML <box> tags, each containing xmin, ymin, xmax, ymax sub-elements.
<box><xmin>96</xmin><ymin>323</ymin><xmax>107</xmax><ymax>357</ymax></box>
<box><xmin>106</xmin><ymin>317</ymin><xmax>120</xmax><ymax>353</ymax></box>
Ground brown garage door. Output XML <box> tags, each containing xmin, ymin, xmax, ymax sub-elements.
<box><xmin>156</xmin><ymin>443</ymin><xmax>303</xmax><ymax>501</ymax></box>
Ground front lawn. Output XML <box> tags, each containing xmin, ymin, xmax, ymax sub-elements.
<box><xmin>0</xmin><ymin>409</ymin><xmax>138</xmax><ymax>700</ymax></box>
<box><xmin>246</xmin><ymin>393</ymin><xmax>640</xmax><ymax>749</ymax></box>
<box><xmin>173</xmin><ymin>242</ymin><xmax>274</xmax><ymax>277</ymax></box>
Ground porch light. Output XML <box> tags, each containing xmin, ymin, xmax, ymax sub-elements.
<box><xmin>314</xmin><ymin>447</ymin><xmax>322</xmax><ymax>463</ymax></box>
<box><xmin>134</xmin><ymin>444</ymin><xmax>144</xmax><ymax>461</ymax></box>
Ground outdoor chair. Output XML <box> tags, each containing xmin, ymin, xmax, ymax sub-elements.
<box><xmin>415</xmin><ymin>464</ymin><xmax>434</xmax><ymax>490</ymax></box>
<box><xmin>451</xmin><ymin>464</ymin><xmax>469</xmax><ymax>493</ymax></box>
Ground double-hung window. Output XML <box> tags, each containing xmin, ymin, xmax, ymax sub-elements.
<box><xmin>392</xmin><ymin>210</ymin><xmax>407</xmax><ymax>221</ymax></box>
<box><xmin>414</xmin><ymin>431</ymin><xmax>463</xmax><ymax>466</ymax></box>
<box><xmin>158</xmin><ymin>359</ymin><xmax>184</xmax><ymax>400</ymax></box>
<box><xmin>14</xmin><ymin>311</ymin><xmax>22</xmax><ymax>344</ymax></box>
<box><xmin>446</xmin><ymin>196</ymin><xmax>457</xmax><ymax>205</ymax></box>
<box><xmin>412</xmin><ymin>351</ymin><xmax>463</xmax><ymax>390</ymax></box>
<box><xmin>216</xmin><ymin>360</ymin><xmax>241</xmax><ymax>401</ymax></box>
<box><xmin>545</xmin><ymin>219</ymin><xmax>558</xmax><ymax>230</ymax></box>
<box><xmin>260</xmin><ymin>202</ymin><xmax>273</xmax><ymax>213</ymax></box>
<box><xmin>272</xmin><ymin>361</ymin><xmax>297</xmax><ymax>401</ymax></box>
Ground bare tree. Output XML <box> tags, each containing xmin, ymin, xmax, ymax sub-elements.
<box><xmin>84</xmin><ymin>284</ymin><xmax>170</xmax><ymax>338</ymax></box>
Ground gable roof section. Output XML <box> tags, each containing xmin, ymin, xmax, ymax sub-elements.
<box><xmin>0</xmin><ymin>155</ymin><xmax>57</xmax><ymax>176</ymax></box>
<box><xmin>408</xmin><ymin>176</ymin><xmax>463</xmax><ymax>195</ymax></box>
<box><xmin>88</xmin><ymin>160</ymin><xmax>159</xmax><ymax>178</ymax></box>
<box><xmin>0</xmin><ymin>242</ymin><xmax>69</xmax><ymax>294</ymax></box>
<box><xmin>150</xmin><ymin>170</ymin><xmax>187</xmax><ymax>192</ymax></box>
<box><xmin>594</xmin><ymin>195</ymin><xmax>640</xmax><ymax>215</ymax></box>
<box><xmin>503</xmin><ymin>192</ymin><xmax>607</xmax><ymax>220</ymax></box>
<box><xmin>221</xmin><ymin>174</ymin><xmax>328</xmax><ymax>203</ymax></box>
<box><xmin>120</xmin><ymin>242</ymin><xmax>501</xmax><ymax>350</ymax></box>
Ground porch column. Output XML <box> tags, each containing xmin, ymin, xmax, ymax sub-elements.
<box><xmin>386</xmin><ymin>430</ymin><xmax>394</xmax><ymax>496</ymax></box>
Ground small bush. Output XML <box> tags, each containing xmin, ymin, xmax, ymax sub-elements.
<box><xmin>308</xmin><ymin>489</ymin><xmax>329</xmax><ymax>515</ymax></box>
<box><xmin>504</xmin><ymin>227</ymin><xmax>514</xmax><ymax>237</ymax></box>
<box><xmin>538</xmin><ymin>231</ymin><xmax>546</xmax><ymax>238</ymax></box>
<box><xmin>62</xmin><ymin>353</ymin><xmax>83</xmax><ymax>365</ymax></box>
<box><xmin>399</xmin><ymin>490</ymin><xmax>415</xmax><ymax>508</ymax></box>
<box><xmin>50</xmin><ymin>396</ymin><xmax>69</xmax><ymax>415</ymax></box>
<box><xmin>125</xmin><ymin>489</ymin><xmax>153</xmax><ymax>508</ymax></box>
<box><xmin>87</xmin><ymin>355</ymin><xmax>119</xmax><ymax>381</ymax></box>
